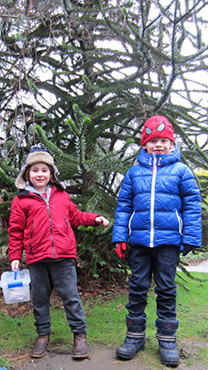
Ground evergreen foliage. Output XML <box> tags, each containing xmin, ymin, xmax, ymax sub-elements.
<box><xmin>0</xmin><ymin>0</ymin><xmax>208</xmax><ymax>278</ymax></box>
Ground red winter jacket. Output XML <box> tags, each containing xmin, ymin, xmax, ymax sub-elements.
<box><xmin>8</xmin><ymin>185</ymin><xmax>100</xmax><ymax>265</ymax></box>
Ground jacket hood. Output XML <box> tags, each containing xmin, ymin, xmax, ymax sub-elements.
<box><xmin>137</xmin><ymin>142</ymin><xmax>181</xmax><ymax>167</ymax></box>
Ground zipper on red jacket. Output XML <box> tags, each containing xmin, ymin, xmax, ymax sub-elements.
<box><xmin>41</xmin><ymin>189</ymin><xmax>58</xmax><ymax>259</ymax></box>
<box><xmin>47</xmin><ymin>203</ymin><xmax>55</xmax><ymax>258</ymax></box>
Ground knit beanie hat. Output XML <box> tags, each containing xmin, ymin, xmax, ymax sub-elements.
<box><xmin>15</xmin><ymin>144</ymin><xmax>65</xmax><ymax>189</ymax></box>
<box><xmin>141</xmin><ymin>115</ymin><xmax>175</xmax><ymax>146</ymax></box>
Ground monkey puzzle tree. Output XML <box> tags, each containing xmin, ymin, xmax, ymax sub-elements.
<box><xmin>0</xmin><ymin>0</ymin><xmax>208</xmax><ymax>273</ymax></box>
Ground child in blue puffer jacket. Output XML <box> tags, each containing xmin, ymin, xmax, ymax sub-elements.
<box><xmin>112</xmin><ymin>115</ymin><xmax>202</xmax><ymax>366</ymax></box>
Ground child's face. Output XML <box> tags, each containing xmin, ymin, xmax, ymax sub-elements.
<box><xmin>29</xmin><ymin>162</ymin><xmax>51</xmax><ymax>193</ymax></box>
<box><xmin>143</xmin><ymin>138</ymin><xmax>174</xmax><ymax>155</ymax></box>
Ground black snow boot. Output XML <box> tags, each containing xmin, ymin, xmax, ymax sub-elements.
<box><xmin>116</xmin><ymin>316</ymin><xmax>146</xmax><ymax>360</ymax></box>
<box><xmin>156</xmin><ymin>318</ymin><xmax>179</xmax><ymax>367</ymax></box>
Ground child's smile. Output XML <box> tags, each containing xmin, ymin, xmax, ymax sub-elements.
<box><xmin>143</xmin><ymin>138</ymin><xmax>174</xmax><ymax>155</ymax></box>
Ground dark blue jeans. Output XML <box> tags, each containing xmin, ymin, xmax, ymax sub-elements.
<box><xmin>29</xmin><ymin>259</ymin><xmax>86</xmax><ymax>336</ymax></box>
<box><xmin>126</xmin><ymin>245</ymin><xmax>180</xmax><ymax>322</ymax></box>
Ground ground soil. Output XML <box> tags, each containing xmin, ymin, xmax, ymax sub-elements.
<box><xmin>4</xmin><ymin>339</ymin><xmax>208</xmax><ymax>370</ymax></box>
<box><xmin>1</xmin><ymin>257</ymin><xmax>208</xmax><ymax>370</ymax></box>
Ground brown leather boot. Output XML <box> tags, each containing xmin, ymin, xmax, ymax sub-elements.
<box><xmin>31</xmin><ymin>334</ymin><xmax>50</xmax><ymax>358</ymax></box>
<box><xmin>72</xmin><ymin>333</ymin><xmax>88</xmax><ymax>359</ymax></box>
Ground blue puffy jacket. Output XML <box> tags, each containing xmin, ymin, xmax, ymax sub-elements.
<box><xmin>112</xmin><ymin>143</ymin><xmax>202</xmax><ymax>249</ymax></box>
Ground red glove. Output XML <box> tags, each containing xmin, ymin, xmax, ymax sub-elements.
<box><xmin>115</xmin><ymin>242</ymin><xmax>127</xmax><ymax>258</ymax></box>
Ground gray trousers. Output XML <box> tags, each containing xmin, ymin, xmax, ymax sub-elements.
<box><xmin>29</xmin><ymin>259</ymin><xmax>86</xmax><ymax>336</ymax></box>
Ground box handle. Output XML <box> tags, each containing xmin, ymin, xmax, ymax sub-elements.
<box><xmin>7</xmin><ymin>269</ymin><xmax>23</xmax><ymax>288</ymax></box>
<box><xmin>8</xmin><ymin>282</ymin><xmax>23</xmax><ymax>288</ymax></box>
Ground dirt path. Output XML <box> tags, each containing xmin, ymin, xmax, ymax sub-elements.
<box><xmin>19</xmin><ymin>341</ymin><xmax>207</xmax><ymax>370</ymax></box>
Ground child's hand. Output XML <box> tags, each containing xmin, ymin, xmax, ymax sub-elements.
<box><xmin>181</xmin><ymin>244</ymin><xmax>195</xmax><ymax>256</ymax></box>
<box><xmin>11</xmin><ymin>260</ymin><xmax>20</xmax><ymax>272</ymax></box>
<box><xmin>95</xmin><ymin>216</ymin><xmax>109</xmax><ymax>227</ymax></box>
<box><xmin>115</xmin><ymin>242</ymin><xmax>127</xmax><ymax>258</ymax></box>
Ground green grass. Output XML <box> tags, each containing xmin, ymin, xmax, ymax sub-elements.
<box><xmin>1</xmin><ymin>272</ymin><xmax>208</xmax><ymax>369</ymax></box>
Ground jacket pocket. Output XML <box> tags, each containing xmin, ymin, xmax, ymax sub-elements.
<box><xmin>176</xmin><ymin>211</ymin><xmax>183</xmax><ymax>235</ymax></box>
<box><xmin>64</xmin><ymin>217</ymin><xmax>73</xmax><ymax>243</ymax></box>
<box><xmin>29</xmin><ymin>221</ymin><xmax>34</xmax><ymax>254</ymax></box>
<box><xmin>65</xmin><ymin>217</ymin><xmax>68</xmax><ymax>233</ymax></box>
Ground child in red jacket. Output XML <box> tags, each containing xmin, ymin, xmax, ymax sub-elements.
<box><xmin>8</xmin><ymin>144</ymin><xmax>109</xmax><ymax>359</ymax></box>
